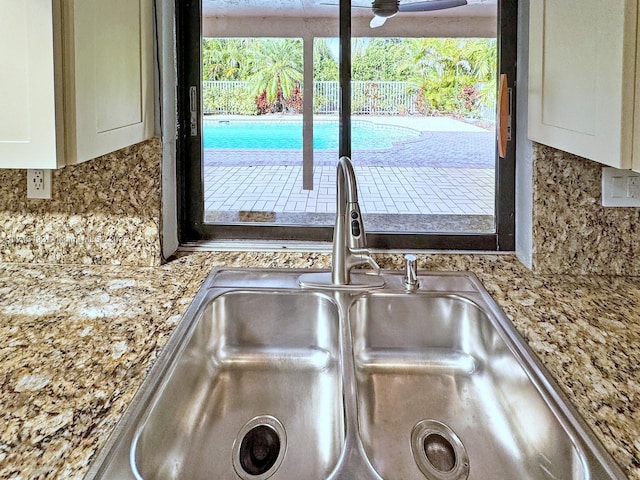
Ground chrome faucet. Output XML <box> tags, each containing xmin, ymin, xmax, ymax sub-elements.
<box><xmin>332</xmin><ymin>156</ymin><xmax>380</xmax><ymax>285</ymax></box>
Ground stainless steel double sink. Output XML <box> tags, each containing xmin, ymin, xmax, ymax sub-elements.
<box><xmin>86</xmin><ymin>269</ymin><xmax>626</xmax><ymax>479</ymax></box>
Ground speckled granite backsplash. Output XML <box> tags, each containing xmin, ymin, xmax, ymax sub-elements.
<box><xmin>2</xmin><ymin>138</ymin><xmax>638</xmax><ymax>273</ymax></box>
<box><xmin>532</xmin><ymin>143</ymin><xmax>640</xmax><ymax>275</ymax></box>
<box><xmin>0</xmin><ymin>139</ymin><xmax>162</xmax><ymax>266</ymax></box>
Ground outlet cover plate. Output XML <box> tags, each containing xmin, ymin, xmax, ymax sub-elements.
<box><xmin>602</xmin><ymin>167</ymin><xmax>640</xmax><ymax>207</ymax></box>
<box><xmin>27</xmin><ymin>169</ymin><xmax>52</xmax><ymax>199</ymax></box>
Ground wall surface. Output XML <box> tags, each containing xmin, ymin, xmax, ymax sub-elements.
<box><xmin>515</xmin><ymin>0</ymin><xmax>533</xmax><ymax>269</ymax></box>
<box><xmin>532</xmin><ymin>143</ymin><xmax>640</xmax><ymax>275</ymax></box>
<box><xmin>159</xmin><ymin>0</ymin><xmax>179</xmax><ymax>260</ymax></box>
<box><xmin>0</xmin><ymin>139</ymin><xmax>163</xmax><ymax>266</ymax></box>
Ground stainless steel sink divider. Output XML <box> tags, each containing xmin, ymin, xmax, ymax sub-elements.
<box><xmin>326</xmin><ymin>290</ymin><xmax>383</xmax><ymax>480</ymax></box>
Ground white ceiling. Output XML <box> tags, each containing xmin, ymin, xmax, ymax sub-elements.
<box><xmin>202</xmin><ymin>0</ymin><xmax>497</xmax><ymax>18</ymax></box>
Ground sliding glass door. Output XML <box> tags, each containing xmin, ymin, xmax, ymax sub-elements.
<box><xmin>177</xmin><ymin>0</ymin><xmax>516</xmax><ymax>250</ymax></box>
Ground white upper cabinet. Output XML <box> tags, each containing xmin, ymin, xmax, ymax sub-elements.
<box><xmin>528</xmin><ymin>0</ymin><xmax>640</xmax><ymax>171</ymax></box>
<box><xmin>0</xmin><ymin>0</ymin><xmax>154</xmax><ymax>169</ymax></box>
<box><xmin>0</xmin><ymin>0</ymin><xmax>64</xmax><ymax>168</ymax></box>
<box><xmin>64</xmin><ymin>0</ymin><xmax>154</xmax><ymax>164</ymax></box>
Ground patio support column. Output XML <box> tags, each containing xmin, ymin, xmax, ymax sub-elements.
<box><xmin>339</xmin><ymin>0</ymin><xmax>351</xmax><ymax>159</ymax></box>
<box><xmin>302</xmin><ymin>37</ymin><xmax>314</xmax><ymax>191</ymax></box>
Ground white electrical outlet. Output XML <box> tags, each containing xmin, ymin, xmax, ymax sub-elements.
<box><xmin>602</xmin><ymin>167</ymin><xmax>640</xmax><ymax>207</ymax></box>
<box><xmin>27</xmin><ymin>169</ymin><xmax>52</xmax><ymax>199</ymax></box>
<box><xmin>628</xmin><ymin>176</ymin><xmax>640</xmax><ymax>199</ymax></box>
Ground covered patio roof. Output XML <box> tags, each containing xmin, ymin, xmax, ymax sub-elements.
<box><xmin>203</xmin><ymin>0</ymin><xmax>497</xmax><ymax>18</ymax></box>
<box><xmin>203</xmin><ymin>0</ymin><xmax>497</xmax><ymax>38</ymax></box>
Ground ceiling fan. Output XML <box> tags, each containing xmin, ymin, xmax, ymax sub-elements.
<box><xmin>324</xmin><ymin>0</ymin><xmax>468</xmax><ymax>28</ymax></box>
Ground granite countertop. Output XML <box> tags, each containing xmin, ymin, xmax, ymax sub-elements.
<box><xmin>0</xmin><ymin>252</ymin><xmax>638</xmax><ymax>479</ymax></box>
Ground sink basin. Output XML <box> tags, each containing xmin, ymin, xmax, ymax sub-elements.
<box><xmin>91</xmin><ymin>288</ymin><xmax>344</xmax><ymax>479</ymax></box>
<box><xmin>86</xmin><ymin>269</ymin><xmax>626</xmax><ymax>480</ymax></box>
<box><xmin>350</xmin><ymin>293</ymin><xmax>597</xmax><ymax>479</ymax></box>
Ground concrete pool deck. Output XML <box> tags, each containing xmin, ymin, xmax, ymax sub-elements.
<box><xmin>203</xmin><ymin>115</ymin><xmax>496</xmax><ymax>227</ymax></box>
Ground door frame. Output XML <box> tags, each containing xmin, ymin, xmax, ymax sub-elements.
<box><xmin>175</xmin><ymin>0</ymin><xmax>516</xmax><ymax>250</ymax></box>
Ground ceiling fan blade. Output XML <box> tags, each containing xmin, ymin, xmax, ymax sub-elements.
<box><xmin>370</xmin><ymin>14</ymin><xmax>389</xmax><ymax>28</ymax></box>
<box><xmin>319</xmin><ymin>2</ymin><xmax>375</xmax><ymax>7</ymax></box>
<box><xmin>398</xmin><ymin>0</ymin><xmax>467</xmax><ymax>13</ymax></box>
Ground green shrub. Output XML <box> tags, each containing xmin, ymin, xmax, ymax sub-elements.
<box><xmin>313</xmin><ymin>94</ymin><xmax>331</xmax><ymax>113</ymax></box>
<box><xmin>203</xmin><ymin>85</ymin><xmax>257</xmax><ymax>115</ymax></box>
<box><xmin>414</xmin><ymin>76</ymin><xmax>484</xmax><ymax>117</ymax></box>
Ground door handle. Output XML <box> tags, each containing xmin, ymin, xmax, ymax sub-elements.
<box><xmin>497</xmin><ymin>74</ymin><xmax>512</xmax><ymax>158</ymax></box>
<box><xmin>189</xmin><ymin>86</ymin><xmax>198</xmax><ymax>136</ymax></box>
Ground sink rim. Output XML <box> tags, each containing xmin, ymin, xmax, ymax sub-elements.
<box><xmin>85</xmin><ymin>268</ymin><xmax>628</xmax><ymax>480</ymax></box>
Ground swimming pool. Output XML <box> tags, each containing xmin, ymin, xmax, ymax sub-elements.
<box><xmin>203</xmin><ymin>119</ymin><xmax>421</xmax><ymax>150</ymax></box>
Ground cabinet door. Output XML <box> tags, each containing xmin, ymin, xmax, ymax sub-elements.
<box><xmin>0</xmin><ymin>0</ymin><xmax>64</xmax><ymax>169</ymax></box>
<box><xmin>634</xmin><ymin>35</ymin><xmax>640</xmax><ymax>172</ymax></box>
<box><xmin>64</xmin><ymin>0</ymin><xmax>154</xmax><ymax>164</ymax></box>
<box><xmin>528</xmin><ymin>0</ymin><xmax>638</xmax><ymax>169</ymax></box>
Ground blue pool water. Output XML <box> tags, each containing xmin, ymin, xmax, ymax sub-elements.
<box><xmin>203</xmin><ymin>120</ymin><xmax>420</xmax><ymax>150</ymax></box>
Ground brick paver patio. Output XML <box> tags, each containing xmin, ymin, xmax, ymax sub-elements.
<box><xmin>205</xmin><ymin>165</ymin><xmax>494</xmax><ymax>215</ymax></box>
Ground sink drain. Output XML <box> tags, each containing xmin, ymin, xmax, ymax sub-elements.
<box><xmin>411</xmin><ymin>420</ymin><xmax>469</xmax><ymax>480</ymax></box>
<box><xmin>233</xmin><ymin>415</ymin><xmax>287</xmax><ymax>480</ymax></box>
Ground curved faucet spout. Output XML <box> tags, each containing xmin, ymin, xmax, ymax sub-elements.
<box><xmin>337</xmin><ymin>156</ymin><xmax>359</xmax><ymax>204</ymax></box>
<box><xmin>332</xmin><ymin>157</ymin><xmax>380</xmax><ymax>285</ymax></box>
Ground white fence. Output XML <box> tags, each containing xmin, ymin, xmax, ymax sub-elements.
<box><xmin>202</xmin><ymin>80</ymin><xmax>419</xmax><ymax>115</ymax></box>
<box><xmin>479</xmin><ymin>104</ymin><xmax>496</xmax><ymax>123</ymax></box>
<box><xmin>202</xmin><ymin>81</ymin><xmax>249</xmax><ymax>115</ymax></box>
<box><xmin>315</xmin><ymin>81</ymin><xmax>418</xmax><ymax>115</ymax></box>
<box><xmin>202</xmin><ymin>80</ymin><xmax>496</xmax><ymax>119</ymax></box>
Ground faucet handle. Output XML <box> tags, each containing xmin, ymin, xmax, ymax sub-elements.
<box><xmin>403</xmin><ymin>254</ymin><xmax>419</xmax><ymax>290</ymax></box>
<box><xmin>363</xmin><ymin>252</ymin><xmax>381</xmax><ymax>275</ymax></box>
<box><xmin>349</xmin><ymin>248</ymin><xmax>381</xmax><ymax>275</ymax></box>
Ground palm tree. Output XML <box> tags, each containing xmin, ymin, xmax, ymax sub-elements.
<box><xmin>463</xmin><ymin>39</ymin><xmax>497</xmax><ymax>108</ymax></box>
<box><xmin>202</xmin><ymin>38</ymin><xmax>246</xmax><ymax>81</ymax></box>
<box><xmin>352</xmin><ymin>38</ymin><xmax>414</xmax><ymax>81</ymax></box>
<box><xmin>407</xmin><ymin>38</ymin><xmax>496</xmax><ymax>115</ymax></box>
<box><xmin>245</xmin><ymin>39</ymin><xmax>303</xmax><ymax>107</ymax></box>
